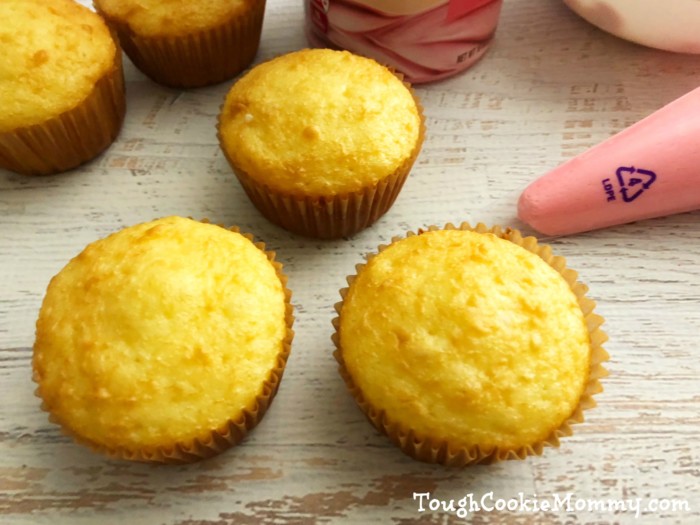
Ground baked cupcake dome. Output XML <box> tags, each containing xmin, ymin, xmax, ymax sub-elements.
<box><xmin>0</xmin><ymin>0</ymin><xmax>125</xmax><ymax>176</ymax></box>
<box><xmin>94</xmin><ymin>0</ymin><xmax>267</xmax><ymax>88</ymax></box>
<box><xmin>218</xmin><ymin>48</ymin><xmax>425</xmax><ymax>239</ymax></box>
<box><xmin>333</xmin><ymin>224</ymin><xmax>608</xmax><ymax>466</ymax></box>
<box><xmin>33</xmin><ymin>217</ymin><xmax>294</xmax><ymax>463</ymax></box>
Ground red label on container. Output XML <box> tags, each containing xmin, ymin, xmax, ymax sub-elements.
<box><xmin>310</xmin><ymin>0</ymin><xmax>328</xmax><ymax>33</ymax></box>
<box><xmin>305</xmin><ymin>0</ymin><xmax>503</xmax><ymax>83</ymax></box>
<box><xmin>447</xmin><ymin>0</ymin><xmax>496</xmax><ymax>22</ymax></box>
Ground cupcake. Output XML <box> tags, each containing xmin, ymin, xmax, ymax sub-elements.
<box><xmin>332</xmin><ymin>223</ymin><xmax>608</xmax><ymax>466</ymax></box>
<box><xmin>217</xmin><ymin>48</ymin><xmax>425</xmax><ymax>239</ymax></box>
<box><xmin>0</xmin><ymin>0</ymin><xmax>125</xmax><ymax>176</ymax></box>
<box><xmin>93</xmin><ymin>0</ymin><xmax>267</xmax><ymax>88</ymax></box>
<box><xmin>33</xmin><ymin>217</ymin><xmax>294</xmax><ymax>463</ymax></box>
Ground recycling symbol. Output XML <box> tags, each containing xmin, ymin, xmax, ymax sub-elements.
<box><xmin>615</xmin><ymin>166</ymin><xmax>656</xmax><ymax>203</ymax></box>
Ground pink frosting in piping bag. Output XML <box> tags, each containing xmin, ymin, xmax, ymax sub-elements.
<box><xmin>305</xmin><ymin>0</ymin><xmax>503</xmax><ymax>83</ymax></box>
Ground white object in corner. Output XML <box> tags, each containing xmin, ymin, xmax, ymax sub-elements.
<box><xmin>564</xmin><ymin>0</ymin><xmax>700</xmax><ymax>54</ymax></box>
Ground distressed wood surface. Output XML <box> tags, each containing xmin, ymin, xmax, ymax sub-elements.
<box><xmin>2</xmin><ymin>0</ymin><xmax>700</xmax><ymax>523</ymax></box>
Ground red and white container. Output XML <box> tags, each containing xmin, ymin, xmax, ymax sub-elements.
<box><xmin>304</xmin><ymin>0</ymin><xmax>503</xmax><ymax>84</ymax></box>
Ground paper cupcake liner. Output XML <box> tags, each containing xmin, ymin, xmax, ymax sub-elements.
<box><xmin>0</xmin><ymin>51</ymin><xmax>125</xmax><ymax>176</ymax></box>
<box><xmin>33</xmin><ymin>220</ymin><xmax>295</xmax><ymax>464</ymax></box>
<box><xmin>97</xmin><ymin>0</ymin><xmax>266</xmax><ymax>89</ymax></box>
<box><xmin>217</xmin><ymin>75</ymin><xmax>426</xmax><ymax>239</ymax></box>
<box><xmin>332</xmin><ymin>222</ymin><xmax>609</xmax><ymax>466</ymax></box>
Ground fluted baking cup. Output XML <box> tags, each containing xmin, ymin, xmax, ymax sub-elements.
<box><xmin>33</xmin><ymin>220</ymin><xmax>294</xmax><ymax>463</ymax></box>
<box><xmin>97</xmin><ymin>0</ymin><xmax>266</xmax><ymax>88</ymax></box>
<box><xmin>332</xmin><ymin>222</ymin><xmax>609</xmax><ymax>466</ymax></box>
<box><xmin>0</xmin><ymin>51</ymin><xmax>125</xmax><ymax>176</ymax></box>
<box><xmin>218</xmin><ymin>75</ymin><xmax>425</xmax><ymax>239</ymax></box>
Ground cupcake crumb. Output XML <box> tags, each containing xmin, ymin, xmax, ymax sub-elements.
<box><xmin>302</xmin><ymin>125</ymin><xmax>318</xmax><ymax>140</ymax></box>
<box><xmin>30</xmin><ymin>49</ymin><xmax>49</xmax><ymax>67</ymax></box>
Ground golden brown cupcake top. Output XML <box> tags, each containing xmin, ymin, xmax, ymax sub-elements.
<box><xmin>94</xmin><ymin>0</ymin><xmax>251</xmax><ymax>37</ymax></box>
<box><xmin>339</xmin><ymin>229</ymin><xmax>591</xmax><ymax>451</ymax></box>
<box><xmin>33</xmin><ymin>217</ymin><xmax>288</xmax><ymax>452</ymax></box>
<box><xmin>218</xmin><ymin>49</ymin><xmax>422</xmax><ymax>196</ymax></box>
<box><xmin>0</xmin><ymin>0</ymin><xmax>117</xmax><ymax>133</ymax></box>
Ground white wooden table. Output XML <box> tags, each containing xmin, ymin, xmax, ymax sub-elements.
<box><xmin>2</xmin><ymin>1</ymin><xmax>700</xmax><ymax>523</ymax></box>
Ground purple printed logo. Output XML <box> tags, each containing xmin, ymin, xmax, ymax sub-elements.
<box><xmin>602</xmin><ymin>166</ymin><xmax>657</xmax><ymax>203</ymax></box>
